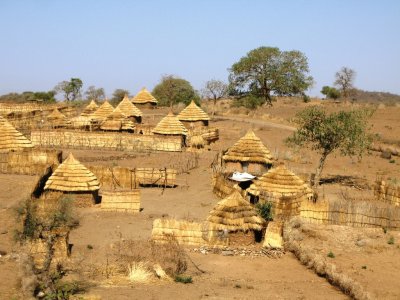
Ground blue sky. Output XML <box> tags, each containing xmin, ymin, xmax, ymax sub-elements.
<box><xmin>0</xmin><ymin>0</ymin><xmax>399</xmax><ymax>98</ymax></box>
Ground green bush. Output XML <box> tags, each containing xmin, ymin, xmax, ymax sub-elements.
<box><xmin>327</xmin><ymin>251</ymin><xmax>335</xmax><ymax>258</ymax></box>
<box><xmin>388</xmin><ymin>237</ymin><xmax>395</xmax><ymax>245</ymax></box>
<box><xmin>232</xmin><ymin>95</ymin><xmax>265</xmax><ymax>109</ymax></box>
<box><xmin>302</xmin><ymin>94</ymin><xmax>311</xmax><ymax>103</ymax></box>
<box><xmin>174</xmin><ymin>275</ymin><xmax>193</xmax><ymax>284</ymax></box>
<box><xmin>256</xmin><ymin>202</ymin><xmax>273</xmax><ymax>222</ymax></box>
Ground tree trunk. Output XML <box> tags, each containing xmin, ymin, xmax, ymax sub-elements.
<box><xmin>213</xmin><ymin>97</ymin><xmax>217</xmax><ymax>116</ymax></box>
<box><xmin>313</xmin><ymin>151</ymin><xmax>329</xmax><ymax>189</ymax></box>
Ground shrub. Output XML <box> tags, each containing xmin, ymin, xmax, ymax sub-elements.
<box><xmin>128</xmin><ymin>262</ymin><xmax>152</xmax><ymax>283</ymax></box>
<box><xmin>232</xmin><ymin>95</ymin><xmax>265</xmax><ymax>109</ymax></box>
<box><xmin>389</xmin><ymin>159</ymin><xmax>396</xmax><ymax>164</ymax></box>
<box><xmin>302</xmin><ymin>94</ymin><xmax>311</xmax><ymax>103</ymax></box>
<box><xmin>87</xmin><ymin>244</ymin><xmax>93</xmax><ymax>250</ymax></box>
<box><xmin>388</xmin><ymin>237</ymin><xmax>395</xmax><ymax>245</ymax></box>
<box><xmin>361</xmin><ymin>265</ymin><xmax>367</xmax><ymax>269</ymax></box>
<box><xmin>174</xmin><ymin>275</ymin><xmax>192</xmax><ymax>284</ymax></box>
<box><xmin>256</xmin><ymin>202</ymin><xmax>273</xmax><ymax>222</ymax></box>
<box><xmin>327</xmin><ymin>251</ymin><xmax>335</xmax><ymax>258</ymax></box>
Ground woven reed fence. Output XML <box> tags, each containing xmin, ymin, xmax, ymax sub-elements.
<box><xmin>88</xmin><ymin>165</ymin><xmax>177</xmax><ymax>189</ymax></box>
<box><xmin>300</xmin><ymin>198</ymin><xmax>400</xmax><ymax>229</ymax></box>
<box><xmin>31</xmin><ymin>130</ymin><xmax>183</xmax><ymax>152</ymax></box>
<box><xmin>374</xmin><ymin>180</ymin><xmax>400</xmax><ymax>206</ymax></box>
<box><xmin>0</xmin><ymin>149</ymin><xmax>61</xmax><ymax>175</ymax></box>
<box><xmin>101</xmin><ymin>190</ymin><xmax>141</xmax><ymax>213</ymax></box>
<box><xmin>212</xmin><ymin>172</ymin><xmax>235</xmax><ymax>198</ymax></box>
<box><xmin>188</xmin><ymin>127</ymin><xmax>219</xmax><ymax>144</ymax></box>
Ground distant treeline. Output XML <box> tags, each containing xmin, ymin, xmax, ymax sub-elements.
<box><xmin>350</xmin><ymin>89</ymin><xmax>400</xmax><ymax>103</ymax></box>
<box><xmin>0</xmin><ymin>91</ymin><xmax>56</xmax><ymax>103</ymax></box>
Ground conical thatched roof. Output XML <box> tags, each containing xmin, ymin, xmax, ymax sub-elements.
<box><xmin>247</xmin><ymin>163</ymin><xmax>311</xmax><ymax>197</ymax></box>
<box><xmin>132</xmin><ymin>88</ymin><xmax>158</xmax><ymax>104</ymax></box>
<box><xmin>152</xmin><ymin>112</ymin><xmax>188</xmax><ymax>136</ymax></box>
<box><xmin>47</xmin><ymin>108</ymin><xmax>67</xmax><ymax>120</ymax></box>
<box><xmin>178</xmin><ymin>100</ymin><xmax>210</xmax><ymax>121</ymax></box>
<box><xmin>0</xmin><ymin>116</ymin><xmax>33</xmax><ymax>152</ymax></box>
<box><xmin>100</xmin><ymin>107</ymin><xmax>134</xmax><ymax>131</ymax></box>
<box><xmin>90</xmin><ymin>100</ymin><xmax>114</xmax><ymax>121</ymax></box>
<box><xmin>81</xmin><ymin>100</ymin><xmax>99</xmax><ymax>117</ymax></box>
<box><xmin>223</xmin><ymin>130</ymin><xmax>273</xmax><ymax>164</ymax></box>
<box><xmin>116</xmin><ymin>95</ymin><xmax>143</xmax><ymax>117</ymax></box>
<box><xmin>207</xmin><ymin>190</ymin><xmax>264</xmax><ymax>231</ymax></box>
<box><xmin>44</xmin><ymin>153</ymin><xmax>100</xmax><ymax>192</ymax></box>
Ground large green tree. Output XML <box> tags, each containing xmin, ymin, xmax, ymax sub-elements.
<box><xmin>229</xmin><ymin>47</ymin><xmax>313</xmax><ymax>106</ymax></box>
<box><xmin>152</xmin><ymin>75</ymin><xmax>199</xmax><ymax>107</ymax></box>
<box><xmin>54</xmin><ymin>78</ymin><xmax>83</xmax><ymax>101</ymax></box>
<box><xmin>286</xmin><ymin>106</ymin><xmax>373</xmax><ymax>189</ymax></box>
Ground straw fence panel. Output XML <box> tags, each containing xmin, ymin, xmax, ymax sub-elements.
<box><xmin>374</xmin><ymin>180</ymin><xmax>400</xmax><ymax>206</ymax></box>
<box><xmin>31</xmin><ymin>130</ymin><xmax>183</xmax><ymax>152</ymax></box>
<box><xmin>300</xmin><ymin>199</ymin><xmax>400</xmax><ymax>229</ymax></box>
<box><xmin>152</xmin><ymin>218</ymin><xmax>208</xmax><ymax>246</ymax></box>
<box><xmin>212</xmin><ymin>172</ymin><xmax>235</xmax><ymax>199</ymax></box>
<box><xmin>189</xmin><ymin>127</ymin><xmax>219</xmax><ymax>144</ymax></box>
<box><xmin>0</xmin><ymin>149</ymin><xmax>61</xmax><ymax>175</ymax></box>
<box><xmin>101</xmin><ymin>190</ymin><xmax>141</xmax><ymax>213</ymax></box>
<box><xmin>89</xmin><ymin>166</ymin><xmax>177</xmax><ymax>189</ymax></box>
<box><xmin>263</xmin><ymin>221</ymin><xmax>283</xmax><ymax>248</ymax></box>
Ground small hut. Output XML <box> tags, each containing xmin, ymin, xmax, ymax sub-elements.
<box><xmin>207</xmin><ymin>190</ymin><xmax>265</xmax><ymax>245</ymax></box>
<box><xmin>46</xmin><ymin>108</ymin><xmax>70</xmax><ymax>128</ymax></box>
<box><xmin>116</xmin><ymin>94</ymin><xmax>143</xmax><ymax>123</ymax></box>
<box><xmin>152</xmin><ymin>112</ymin><xmax>188</xmax><ymax>146</ymax></box>
<box><xmin>0</xmin><ymin>116</ymin><xmax>33</xmax><ymax>153</ymax></box>
<box><xmin>132</xmin><ymin>88</ymin><xmax>158</xmax><ymax>108</ymax></box>
<box><xmin>80</xmin><ymin>100</ymin><xmax>99</xmax><ymax>117</ymax></box>
<box><xmin>90</xmin><ymin>100</ymin><xmax>114</xmax><ymax>122</ymax></box>
<box><xmin>247</xmin><ymin>163</ymin><xmax>313</xmax><ymax>218</ymax></box>
<box><xmin>69</xmin><ymin>115</ymin><xmax>91</xmax><ymax>130</ymax></box>
<box><xmin>223</xmin><ymin>130</ymin><xmax>273</xmax><ymax>175</ymax></box>
<box><xmin>177</xmin><ymin>100</ymin><xmax>210</xmax><ymax>129</ymax></box>
<box><xmin>44</xmin><ymin>153</ymin><xmax>100</xmax><ymax>205</ymax></box>
<box><xmin>100</xmin><ymin>107</ymin><xmax>135</xmax><ymax>132</ymax></box>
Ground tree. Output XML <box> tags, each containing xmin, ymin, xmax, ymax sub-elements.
<box><xmin>152</xmin><ymin>75</ymin><xmax>199</xmax><ymax>107</ymax></box>
<box><xmin>85</xmin><ymin>86</ymin><xmax>105</xmax><ymax>101</ymax></box>
<box><xmin>334</xmin><ymin>67</ymin><xmax>356</xmax><ymax>98</ymax></box>
<box><xmin>321</xmin><ymin>86</ymin><xmax>340</xmax><ymax>100</ymax></box>
<box><xmin>202</xmin><ymin>79</ymin><xmax>227</xmax><ymax>115</ymax></box>
<box><xmin>286</xmin><ymin>106</ymin><xmax>373</xmax><ymax>189</ymax></box>
<box><xmin>229</xmin><ymin>46</ymin><xmax>313</xmax><ymax>106</ymax></box>
<box><xmin>111</xmin><ymin>88</ymin><xmax>129</xmax><ymax>105</ymax></box>
<box><xmin>54</xmin><ymin>78</ymin><xmax>83</xmax><ymax>101</ymax></box>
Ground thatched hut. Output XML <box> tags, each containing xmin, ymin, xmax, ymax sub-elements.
<box><xmin>116</xmin><ymin>95</ymin><xmax>143</xmax><ymax>123</ymax></box>
<box><xmin>80</xmin><ymin>100</ymin><xmax>99</xmax><ymax>117</ymax></box>
<box><xmin>177</xmin><ymin>100</ymin><xmax>210</xmax><ymax>129</ymax></box>
<box><xmin>100</xmin><ymin>107</ymin><xmax>135</xmax><ymax>132</ymax></box>
<box><xmin>247</xmin><ymin>163</ymin><xmax>313</xmax><ymax>219</ymax></box>
<box><xmin>0</xmin><ymin>116</ymin><xmax>33</xmax><ymax>153</ymax></box>
<box><xmin>207</xmin><ymin>190</ymin><xmax>265</xmax><ymax>245</ymax></box>
<box><xmin>44</xmin><ymin>153</ymin><xmax>100</xmax><ymax>205</ymax></box>
<box><xmin>46</xmin><ymin>108</ymin><xmax>70</xmax><ymax>128</ymax></box>
<box><xmin>90</xmin><ymin>100</ymin><xmax>114</xmax><ymax>122</ymax></box>
<box><xmin>69</xmin><ymin>115</ymin><xmax>91</xmax><ymax>130</ymax></box>
<box><xmin>132</xmin><ymin>88</ymin><xmax>158</xmax><ymax>108</ymax></box>
<box><xmin>223</xmin><ymin>130</ymin><xmax>273</xmax><ymax>175</ymax></box>
<box><xmin>152</xmin><ymin>112</ymin><xmax>188</xmax><ymax>146</ymax></box>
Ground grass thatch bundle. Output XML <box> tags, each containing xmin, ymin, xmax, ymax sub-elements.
<box><xmin>222</xmin><ymin>130</ymin><xmax>273</xmax><ymax>164</ymax></box>
<box><xmin>190</xmin><ymin>135</ymin><xmax>205</xmax><ymax>149</ymax></box>
<box><xmin>90</xmin><ymin>100</ymin><xmax>114</xmax><ymax>121</ymax></box>
<box><xmin>248</xmin><ymin>163</ymin><xmax>312</xmax><ymax>197</ymax></box>
<box><xmin>100</xmin><ymin>107</ymin><xmax>135</xmax><ymax>131</ymax></box>
<box><xmin>178</xmin><ymin>100</ymin><xmax>210</xmax><ymax>122</ymax></box>
<box><xmin>80</xmin><ymin>100</ymin><xmax>99</xmax><ymax>117</ymax></box>
<box><xmin>207</xmin><ymin>190</ymin><xmax>265</xmax><ymax>231</ymax></box>
<box><xmin>101</xmin><ymin>190</ymin><xmax>141</xmax><ymax>213</ymax></box>
<box><xmin>0</xmin><ymin>116</ymin><xmax>33</xmax><ymax>152</ymax></box>
<box><xmin>132</xmin><ymin>87</ymin><xmax>158</xmax><ymax>104</ymax></box>
<box><xmin>44</xmin><ymin>153</ymin><xmax>100</xmax><ymax>192</ymax></box>
<box><xmin>152</xmin><ymin>112</ymin><xmax>188</xmax><ymax>136</ymax></box>
<box><xmin>116</xmin><ymin>95</ymin><xmax>143</xmax><ymax>118</ymax></box>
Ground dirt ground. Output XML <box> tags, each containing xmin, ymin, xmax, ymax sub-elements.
<box><xmin>1</xmin><ymin>99</ymin><xmax>399</xmax><ymax>299</ymax></box>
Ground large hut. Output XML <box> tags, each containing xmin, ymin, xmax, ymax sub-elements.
<box><xmin>90</xmin><ymin>100</ymin><xmax>114</xmax><ymax>122</ymax></box>
<box><xmin>152</xmin><ymin>112</ymin><xmax>188</xmax><ymax>146</ymax></box>
<box><xmin>177</xmin><ymin>100</ymin><xmax>210</xmax><ymax>129</ymax></box>
<box><xmin>100</xmin><ymin>107</ymin><xmax>135</xmax><ymax>132</ymax></box>
<box><xmin>223</xmin><ymin>130</ymin><xmax>273</xmax><ymax>175</ymax></box>
<box><xmin>132</xmin><ymin>88</ymin><xmax>158</xmax><ymax>108</ymax></box>
<box><xmin>116</xmin><ymin>95</ymin><xmax>143</xmax><ymax>123</ymax></box>
<box><xmin>44</xmin><ymin>153</ymin><xmax>100</xmax><ymax>205</ymax></box>
<box><xmin>46</xmin><ymin>108</ymin><xmax>70</xmax><ymax>128</ymax></box>
<box><xmin>247</xmin><ymin>163</ymin><xmax>313</xmax><ymax>219</ymax></box>
<box><xmin>0</xmin><ymin>116</ymin><xmax>33</xmax><ymax>153</ymax></box>
<box><xmin>80</xmin><ymin>100</ymin><xmax>99</xmax><ymax>117</ymax></box>
<box><xmin>207</xmin><ymin>190</ymin><xmax>265</xmax><ymax>245</ymax></box>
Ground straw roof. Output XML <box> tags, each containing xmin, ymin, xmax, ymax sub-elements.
<box><xmin>247</xmin><ymin>163</ymin><xmax>311</xmax><ymax>197</ymax></box>
<box><xmin>178</xmin><ymin>100</ymin><xmax>210</xmax><ymax>122</ymax></box>
<box><xmin>207</xmin><ymin>190</ymin><xmax>264</xmax><ymax>231</ymax></box>
<box><xmin>116</xmin><ymin>95</ymin><xmax>143</xmax><ymax>117</ymax></box>
<box><xmin>44</xmin><ymin>153</ymin><xmax>100</xmax><ymax>192</ymax></box>
<box><xmin>0</xmin><ymin>116</ymin><xmax>33</xmax><ymax>152</ymax></box>
<box><xmin>132</xmin><ymin>88</ymin><xmax>158</xmax><ymax>104</ymax></box>
<box><xmin>81</xmin><ymin>100</ymin><xmax>99</xmax><ymax>117</ymax></box>
<box><xmin>90</xmin><ymin>100</ymin><xmax>114</xmax><ymax>121</ymax></box>
<box><xmin>47</xmin><ymin>108</ymin><xmax>67</xmax><ymax>120</ymax></box>
<box><xmin>152</xmin><ymin>112</ymin><xmax>188</xmax><ymax>136</ymax></box>
<box><xmin>223</xmin><ymin>130</ymin><xmax>273</xmax><ymax>164</ymax></box>
<box><xmin>100</xmin><ymin>107</ymin><xmax>134</xmax><ymax>131</ymax></box>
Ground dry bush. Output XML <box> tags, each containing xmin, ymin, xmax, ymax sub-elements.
<box><xmin>127</xmin><ymin>262</ymin><xmax>153</xmax><ymax>283</ymax></box>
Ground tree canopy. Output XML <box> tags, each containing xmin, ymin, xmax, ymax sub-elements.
<box><xmin>286</xmin><ymin>106</ymin><xmax>373</xmax><ymax>188</ymax></box>
<box><xmin>0</xmin><ymin>91</ymin><xmax>56</xmax><ymax>103</ymax></box>
<box><xmin>334</xmin><ymin>67</ymin><xmax>356</xmax><ymax>98</ymax></box>
<box><xmin>229</xmin><ymin>46</ymin><xmax>313</xmax><ymax>106</ymax></box>
<box><xmin>111</xmin><ymin>88</ymin><xmax>129</xmax><ymax>105</ymax></box>
<box><xmin>54</xmin><ymin>78</ymin><xmax>83</xmax><ymax>101</ymax></box>
<box><xmin>85</xmin><ymin>86</ymin><xmax>105</xmax><ymax>101</ymax></box>
<box><xmin>152</xmin><ymin>75</ymin><xmax>199</xmax><ymax>106</ymax></box>
<box><xmin>321</xmin><ymin>86</ymin><xmax>340</xmax><ymax>100</ymax></box>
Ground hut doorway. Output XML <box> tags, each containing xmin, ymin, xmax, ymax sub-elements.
<box><xmin>254</xmin><ymin>230</ymin><xmax>263</xmax><ymax>243</ymax></box>
<box><xmin>249</xmin><ymin>194</ymin><xmax>259</xmax><ymax>205</ymax></box>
